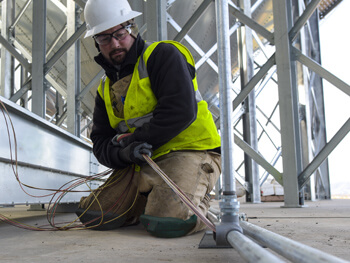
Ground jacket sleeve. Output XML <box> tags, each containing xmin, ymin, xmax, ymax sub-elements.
<box><xmin>90</xmin><ymin>92</ymin><xmax>129</xmax><ymax>169</ymax></box>
<box><xmin>131</xmin><ymin>42</ymin><xmax>198</xmax><ymax>150</ymax></box>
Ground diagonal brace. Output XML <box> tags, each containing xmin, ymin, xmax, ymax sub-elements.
<box><xmin>228</xmin><ymin>1</ymin><xmax>274</xmax><ymax>44</ymax></box>
<box><xmin>293</xmin><ymin>47</ymin><xmax>350</xmax><ymax>97</ymax></box>
<box><xmin>0</xmin><ymin>34</ymin><xmax>31</xmax><ymax>71</ymax></box>
<box><xmin>298</xmin><ymin>118</ymin><xmax>350</xmax><ymax>189</ymax></box>
<box><xmin>232</xmin><ymin>54</ymin><xmax>275</xmax><ymax>111</ymax></box>
<box><xmin>234</xmin><ymin>134</ymin><xmax>283</xmax><ymax>185</ymax></box>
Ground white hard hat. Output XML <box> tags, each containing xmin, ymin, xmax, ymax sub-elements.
<box><xmin>84</xmin><ymin>0</ymin><xmax>142</xmax><ymax>38</ymax></box>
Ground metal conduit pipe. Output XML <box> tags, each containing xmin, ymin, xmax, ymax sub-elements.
<box><xmin>227</xmin><ymin>230</ymin><xmax>285</xmax><ymax>263</ymax></box>
<box><xmin>240</xmin><ymin>221</ymin><xmax>349</xmax><ymax>263</ymax></box>
<box><xmin>207</xmin><ymin>210</ymin><xmax>284</xmax><ymax>262</ymax></box>
<box><xmin>207</xmin><ymin>209</ymin><xmax>348</xmax><ymax>262</ymax></box>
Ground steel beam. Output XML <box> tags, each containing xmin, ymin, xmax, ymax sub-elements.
<box><xmin>228</xmin><ymin>0</ymin><xmax>274</xmax><ymax>44</ymax></box>
<box><xmin>146</xmin><ymin>0</ymin><xmax>167</xmax><ymax>41</ymax></box>
<box><xmin>1</xmin><ymin>0</ymin><xmax>14</xmax><ymax>99</ymax></box>
<box><xmin>302</xmin><ymin>1</ymin><xmax>330</xmax><ymax>200</ymax></box>
<box><xmin>293</xmin><ymin>47</ymin><xmax>350</xmax><ymax>97</ymax></box>
<box><xmin>195</xmin><ymin>22</ymin><xmax>240</xmax><ymax>70</ymax></box>
<box><xmin>289</xmin><ymin>0</ymin><xmax>321</xmax><ymax>42</ymax></box>
<box><xmin>273</xmin><ymin>0</ymin><xmax>302</xmax><ymax>207</ymax></box>
<box><xmin>234</xmin><ymin>134</ymin><xmax>283</xmax><ymax>186</ymax></box>
<box><xmin>46</xmin><ymin>24</ymin><xmax>67</xmax><ymax>59</ymax></box>
<box><xmin>67</xmin><ymin>1</ymin><xmax>81</xmax><ymax>136</ymax></box>
<box><xmin>0</xmin><ymin>96</ymin><xmax>103</xmax><ymax>206</ymax></box>
<box><xmin>9</xmin><ymin>0</ymin><xmax>32</xmax><ymax>32</ymax></box>
<box><xmin>299</xmin><ymin>118</ymin><xmax>350</xmax><ymax>189</ymax></box>
<box><xmin>167</xmin><ymin>14</ymin><xmax>218</xmax><ymax>73</ymax></box>
<box><xmin>44</xmin><ymin>22</ymin><xmax>86</xmax><ymax>75</ymax></box>
<box><xmin>232</xmin><ymin>54</ymin><xmax>275</xmax><ymax>111</ymax></box>
<box><xmin>31</xmin><ymin>0</ymin><xmax>47</xmax><ymax>117</ymax></box>
<box><xmin>0</xmin><ymin>35</ymin><xmax>31</xmax><ymax>72</ymax></box>
<box><xmin>238</xmin><ymin>0</ymin><xmax>260</xmax><ymax>203</ymax></box>
<box><xmin>173</xmin><ymin>0</ymin><xmax>213</xmax><ymax>42</ymax></box>
<box><xmin>77</xmin><ymin>69</ymin><xmax>104</xmax><ymax>101</ymax></box>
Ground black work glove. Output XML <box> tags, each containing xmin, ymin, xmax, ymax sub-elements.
<box><xmin>118</xmin><ymin>141</ymin><xmax>153</xmax><ymax>165</ymax></box>
<box><xmin>111</xmin><ymin>133</ymin><xmax>134</xmax><ymax>148</ymax></box>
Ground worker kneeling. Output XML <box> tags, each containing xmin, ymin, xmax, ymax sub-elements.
<box><xmin>76</xmin><ymin>0</ymin><xmax>223</xmax><ymax>238</ymax></box>
<box><xmin>76</xmin><ymin>150</ymin><xmax>221</xmax><ymax>237</ymax></box>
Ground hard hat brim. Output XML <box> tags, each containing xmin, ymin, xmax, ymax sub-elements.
<box><xmin>84</xmin><ymin>10</ymin><xmax>142</xmax><ymax>38</ymax></box>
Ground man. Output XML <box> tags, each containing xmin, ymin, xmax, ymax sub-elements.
<box><xmin>76</xmin><ymin>0</ymin><xmax>222</xmax><ymax>238</ymax></box>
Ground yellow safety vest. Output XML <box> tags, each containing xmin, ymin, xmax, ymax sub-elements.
<box><xmin>97</xmin><ymin>40</ymin><xmax>221</xmax><ymax>159</ymax></box>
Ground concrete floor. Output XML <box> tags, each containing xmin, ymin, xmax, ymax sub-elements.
<box><xmin>0</xmin><ymin>199</ymin><xmax>349</xmax><ymax>263</ymax></box>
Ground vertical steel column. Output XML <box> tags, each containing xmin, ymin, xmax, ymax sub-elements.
<box><xmin>273</xmin><ymin>0</ymin><xmax>302</xmax><ymax>207</ymax></box>
<box><xmin>215</xmin><ymin>0</ymin><xmax>242</xmax><ymax>216</ymax></box>
<box><xmin>67</xmin><ymin>1</ymin><xmax>81</xmax><ymax>136</ymax></box>
<box><xmin>214</xmin><ymin>0</ymin><xmax>242</xmax><ymax>247</ymax></box>
<box><xmin>238</xmin><ymin>0</ymin><xmax>260</xmax><ymax>203</ymax></box>
<box><xmin>1</xmin><ymin>0</ymin><xmax>14</xmax><ymax>99</ymax></box>
<box><xmin>157</xmin><ymin>0</ymin><xmax>167</xmax><ymax>40</ymax></box>
<box><xmin>146</xmin><ymin>0</ymin><xmax>167</xmax><ymax>41</ymax></box>
<box><xmin>32</xmin><ymin>0</ymin><xmax>47</xmax><ymax>117</ymax></box>
<box><xmin>216</xmin><ymin>0</ymin><xmax>235</xmax><ymax>198</ymax></box>
<box><xmin>21</xmin><ymin>67</ymin><xmax>29</xmax><ymax>109</ymax></box>
<box><xmin>301</xmin><ymin>0</ymin><xmax>330</xmax><ymax>200</ymax></box>
<box><xmin>298</xmin><ymin>0</ymin><xmax>315</xmax><ymax>201</ymax></box>
<box><xmin>55</xmin><ymin>91</ymin><xmax>64</xmax><ymax>125</ymax></box>
<box><xmin>75</xmin><ymin>37</ymin><xmax>81</xmax><ymax>136</ymax></box>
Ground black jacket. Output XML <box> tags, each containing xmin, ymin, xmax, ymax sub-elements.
<box><xmin>91</xmin><ymin>35</ymin><xmax>200</xmax><ymax>169</ymax></box>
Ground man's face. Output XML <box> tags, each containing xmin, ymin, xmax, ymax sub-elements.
<box><xmin>96</xmin><ymin>24</ymin><xmax>135</xmax><ymax>66</ymax></box>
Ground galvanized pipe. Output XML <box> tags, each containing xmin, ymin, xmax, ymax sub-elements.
<box><xmin>207</xmin><ymin>210</ymin><xmax>283</xmax><ymax>262</ymax></box>
<box><xmin>227</xmin><ymin>230</ymin><xmax>285</xmax><ymax>263</ymax></box>
<box><xmin>216</xmin><ymin>0</ymin><xmax>235</xmax><ymax>196</ymax></box>
<box><xmin>207</xmin><ymin>209</ymin><xmax>347</xmax><ymax>262</ymax></box>
<box><xmin>240</xmin><ymin>220</ymin><xmax>349</xmax><ymax>263</ymax></box>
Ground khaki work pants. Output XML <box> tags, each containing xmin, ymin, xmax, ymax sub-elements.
<box><xmin>78</xmin><ymin>150</ymin><xmax>221</xmax><ymax>234</ymax></box>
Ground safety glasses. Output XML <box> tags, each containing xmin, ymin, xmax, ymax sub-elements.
<box><xmin>93</xmin><ymin>25</ymin><xmax>132</xmax><ymax>45</ymax></box>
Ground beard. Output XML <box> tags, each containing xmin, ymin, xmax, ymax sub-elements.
<box><xmin>109</xmin><ymin>48</ymin><xmax>127</xmax><ymax>65</ymax></box>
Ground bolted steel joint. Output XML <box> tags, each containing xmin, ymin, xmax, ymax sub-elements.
<box><xmin>213</xmin><ymin>194</ymin><xmax>243</xmax><ymax>247</ymax></box>
<box><xmin>214</xmin><ymin>214</ymin><xmax>243</xmax><ymax>247</ymax></box>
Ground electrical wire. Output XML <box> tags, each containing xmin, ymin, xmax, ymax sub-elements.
<box><xmin>1</xmin><ymin>98</ymin><xmax>216</xmax><ymax>233</ymax></box>
<box><xmin>143</xmin><ymin>154</ymin><xmax>216</xmax><ymax>232</ymax></box>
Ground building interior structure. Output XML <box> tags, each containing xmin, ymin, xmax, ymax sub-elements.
<box><xmin>0</xmin><ymin>0</ymin><xmax>349</xmax><ymax>262</ymax></box>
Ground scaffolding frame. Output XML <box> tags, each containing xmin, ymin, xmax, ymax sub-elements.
<box><xmin>1</xmin><ymin>0</ymin><xmax>349</xmax><ymax>207</ymax></box>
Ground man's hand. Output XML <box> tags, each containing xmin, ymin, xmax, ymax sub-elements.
<box><xmin>111</xmin><ymin>133</ymin><xmax>133</xmax><ymax>148</ymax></box>
<box><xmin>118</xmin><ymin>141</ymin><xmax>153</xmax><ymax>165</ymax></box>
